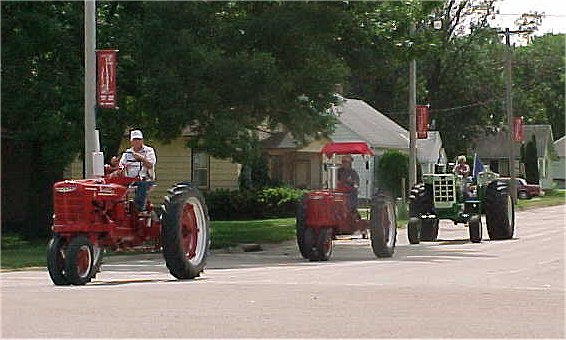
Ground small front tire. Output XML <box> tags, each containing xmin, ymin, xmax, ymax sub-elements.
<box><xmin>468</xmin><ymin>215</ymin><xmax>482</xmax><ymax>243</ymax></box>
<box><xmin>47</xmin><ymin>234</ymin><xmax>70</xmax><ymax>286</ymax></box>
<box><xmin>407</xmin><ymin>217</ymin><xmax>421</xmax><ymax>244</ymax></box>
<box><xmin>64</xmin><ymin>236</ymin><xmax>94</xmax><ymax>286</ymax></box>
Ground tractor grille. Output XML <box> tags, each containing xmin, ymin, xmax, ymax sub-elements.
<box><xmin>433</xmin><ymin>176</ymin><xmax>456</xmax><ymax>206</ymax></box>
<box><xmin>53</xmin><ymin>191</ymin><xmax>85</xmax><ymax>224</ymax></box>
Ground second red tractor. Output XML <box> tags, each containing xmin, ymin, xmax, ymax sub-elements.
<box><xmin>296</xmin><ymin>142</ymin><xmax>397</xmax><ymax>261</ymax></box>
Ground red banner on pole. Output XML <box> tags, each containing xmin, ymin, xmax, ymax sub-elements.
<box><xmin>96</xmin><ymin>50</ymin><xmax>117</xmax><ymax>109</ymax></box>
<box><xmin>513</xmin><ymin>116</ymin><xmax>523</xmax><ymax>142</ymax></box>
<box><xmin>416</xmin><ymin>105</ymin><xmax>429</xmax><ymax>139</ymax></box>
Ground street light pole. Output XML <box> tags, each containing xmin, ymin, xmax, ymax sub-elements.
<box><xmin>504</xmin><ymin>28</ymin><xmax>516</xmax><ymax>202</ymax></box>
<box><xmin>499</xmin><ymin>27</ymin><xmax>531</xmax><ymax>202</ymax></box>
<box><xmin>84</xmin><ymin>0</ymin><xmax>97</xmax><ymax>178</ymax></box>
<box><xmin>408</xmin><ymin>21</ymin><xmax>417</xmax><ymax>190</ymax></box>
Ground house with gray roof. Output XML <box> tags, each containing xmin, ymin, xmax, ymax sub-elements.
<box><xmin>261</xmin><ymin>97</ymin><xmax>445</xmax><ymax>197</ymax></box>
<box><xmin>472</xmin><ymin>124</ymin><xmax>555</xmax><ymax>189</ymax></box>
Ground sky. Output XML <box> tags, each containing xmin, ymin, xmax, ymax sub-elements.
<box><xmin>492</xmin><ymin>0</ymin><xmax>566</xmax><ymax>34</ymax></box>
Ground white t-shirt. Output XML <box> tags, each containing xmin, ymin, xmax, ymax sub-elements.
<box><xmin>119</xmin><ymin>145</ymin><xmax>156</xmax><ymax>180</ymax></box>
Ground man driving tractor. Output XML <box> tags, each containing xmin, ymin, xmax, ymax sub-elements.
<box><xmin>117</xmin><ymin>129</ymin><xmax>156</xmax><ymax>212</ymax></box>
<box><xmin>338</xmin><ymin>154</ymin><xmax>359</xmax><ymax>211</ymax></box>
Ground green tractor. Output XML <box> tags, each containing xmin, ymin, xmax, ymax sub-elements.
<box><xmin>407</xmin><ymin>164</ymin><xmax>515</xmax><ymax>244</ymax></box>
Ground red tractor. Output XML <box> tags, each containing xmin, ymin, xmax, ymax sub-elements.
<box><xmin>296</xmin><ymin>142</ymin><xmax>397</xmax><ymax>261</ymax></box>
<box><xmin>47</xmin><ymin>172</ymin><xmax>210</xmax><ymax>285</ymax></box>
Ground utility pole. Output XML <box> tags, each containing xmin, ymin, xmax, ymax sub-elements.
<box><xmin>408</xmin><ymin>21</ymin><xmax>417</xmax><ymax>190</ymax></box>
<box><xmin>500</xmin><ymin>27</ymin><xmax>531</xmax><ymax>202</ymax></box>
<box><xmin>84</xmin><ymin>0</ymin><xmax>97</xmax><ymax>178</ymax></box>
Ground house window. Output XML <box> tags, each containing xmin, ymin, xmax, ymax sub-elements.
<box><xmin>269</xmin><ymin>155</ymin><xmax>282</xmax><ymax>182</ymax></box>
<box><xmin>192</xmin><ymin>150</ymin><xmax>209</xmax><ymax>189</ymax></box>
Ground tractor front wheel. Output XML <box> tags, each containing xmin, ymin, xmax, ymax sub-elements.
<box><xmin>407</xmin><ymin>217</ymin><xmax>421</xmax><ymax>244</ymax></box>
<box><xmin>420</xmin><ymin>219</ymin><xmax>439</xmax><ymax>241</ymax></box>
<box><xmin>370</xmin><ymin>194</ymin><xmax>397</xmax><ymax>258</ymax></box>
<box><xmin>315</xmin><ymin>228</ymin><xmax>333</xmax><ymax>261</ymax></box>
<box><xmin>64</xmin><ymin>236</ymin><xmax>94</xmax><ymax>285</ymax></box>
<box><xmin>468</xmin><ymin>215</ymin><xmax>483</xmax><ymax>243</ymax></box>
<box><xmin>296</xmin><ymin>196</ymin><xmax>309</xmax><ymax>259</ymax></box>
<box><xmin>47</xmin><ymin>234</ymin><xmax>70</xmax><ymax>286</ymax></box>
<box><xmin>161</xmin><ymin>183</ymin><xmax>210</xmax><ymax>280</ymax></box>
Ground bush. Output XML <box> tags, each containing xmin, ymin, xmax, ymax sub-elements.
<box><xmin>204</xmin><ymin>186</ymin><xmax>307</xmax><ymax>220</ymax></box>
<box><xmin>377</xmin><ymin>150</ymin><xmax>409</xmax><ymax>198</ymax></box>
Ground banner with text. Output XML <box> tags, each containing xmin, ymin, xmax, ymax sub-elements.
<box><xmin>513</xmin><ymin>116</ymin><xmax>523</xmax><ymax>142</ymax></box>
<box><xmin>96</xmin><ymin>50</ymin><xmax>117</xmax><ymax>109</ymax></box>
<box><xmin>416</xmin><ymin>105</ymin><xmax>429</xmax><ymax>139</ymax></box>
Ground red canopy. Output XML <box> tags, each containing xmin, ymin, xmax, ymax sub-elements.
<box><xmin>321</xmin><ymin>142</ymin><xmax>374</xmax><ymax>157</ymax></box>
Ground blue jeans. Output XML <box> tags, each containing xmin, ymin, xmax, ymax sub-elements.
<box><xmin>133</xmin><ymin>181</ymin><xmax>153</xmax><ymax>211</ymax></box>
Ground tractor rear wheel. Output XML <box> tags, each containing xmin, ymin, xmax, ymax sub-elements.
<box><xmin>407</xmin><ymin>217</ymin><xmax>421</xmax><ymax>244</ymax></box>
<box><xmin>161</xmin><ymin>183</ymin><xmax>210</xmax><ymax>279</ymax></box>
<box><xmin>485</xmin><ymin>181</ymin><xmax>515</xmax><ymax>240</ymax></box>
<box><xmin>47</xmin><ymin>234</ymin><xmax>70</xmax><ymax>286</ymax></box>
<box><xmin>370</xmin><ymin>194</ymin><xmax>397</xmax><ymax>258</ymax></box>
<box><xmin>468</xmin><ymin>215</ymin><xmax>482</xmax><ymax>243</ymax></box>
<box><xmin>420</xmin><ymin>219</ymin><xmax>439</xmax><ymax>242</ymax></box>
<box><xmin>64</xmin><ymin>236</ymin><xmax>94</xmax><ymax>285</ymax></box>
<box><xmin>296</xmin><ymin>196</ymin><xmax>309</xmax><ymax>259</ymax></box>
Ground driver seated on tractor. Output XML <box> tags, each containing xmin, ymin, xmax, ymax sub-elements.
<box><xmin>453</xmin><ymin>155</ymin><xmax>471</xmax><ymax>198</ymax></box>
<box><xmin>117</xmin><ymin>129</ymin><xmax>156</xmax><ymax>212</ymax></box>
<box><xmin>338</xmin><ymin>155</ymin><xmax>360</xmax><ymax>211</ymax></box>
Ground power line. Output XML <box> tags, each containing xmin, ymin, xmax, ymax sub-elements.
<box><xmin>382</xmin><ymin>98</ymin><xmax>503</xmax><ymax>116</ymax></box>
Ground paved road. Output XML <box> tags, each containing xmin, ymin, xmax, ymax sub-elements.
<box><xmin>2</xmin><ymin>205</ymin><xmax>564</xmax><ymax>338</ymax></box>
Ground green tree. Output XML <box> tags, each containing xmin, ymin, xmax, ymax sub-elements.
<box><xmin>514</xmin><ymin>34</ymin><xmax>565</xmax><ymax>138</ymax></box>
<box><xmin>1</xmin><ymin>2</ymin><xmax>84</xmax><ymax>237</ymax></box>
<box><xmin>524</xmin><ymin>134</ymin><xmax>540</xmax><ymax>184</ymax></box>
<box><xmin>377</xmin><ymin>150</ymin><xmax>409</xmax><ymax>198</ymax></box>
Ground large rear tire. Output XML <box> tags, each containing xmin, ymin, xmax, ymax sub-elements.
<box><xmin>485</xmin><ymin>180</ymin><xmax>515</xmax><ymax>240</ymax></box>
<box><xmin>296</xmin><ymin>196</ymin><xmax>309</xmax><ymax>259</ymax></box>
<box><xmin>47</xmin><ymin>234</ymin><xmax>70</xmax><ymax>286</ymax></box>
<box><xmin>64</xmin><ymin>236</ymin><xmax>94</xmax><ymax>286</ymax></box>
<box><xmin>370</xmin><ymin>194</ymin><xmax>397</xmax><ymax>258</ymax></box>
<box><xmin>161</xmin><ymin>183</ymin><xmax>210</xmax><ymax>279</ymax></box>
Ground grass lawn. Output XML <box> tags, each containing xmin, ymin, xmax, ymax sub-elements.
<box><xmin>515</xmin><ymin>189</ymin><xmax>565</xmax><ymax>210</ymax></box>
<box><xmin>1</xmin><ymin>217</ymin><xmax>297</xmax><ymax>270</ymax></box>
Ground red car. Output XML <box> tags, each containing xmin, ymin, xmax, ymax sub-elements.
<box><xmin>500</xmin><ymin>178</ymin><xmax>544</xmax><ymax>199</ymax></box>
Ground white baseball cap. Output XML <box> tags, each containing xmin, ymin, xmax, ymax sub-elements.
<box><xmin>130</xmin><ymin>129</ymin><xmax>143</xmax><ymax>140</ymax></box>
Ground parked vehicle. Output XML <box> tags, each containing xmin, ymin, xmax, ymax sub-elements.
<box><xmin>499</xmin><ymin>177</ymin><xmax>544</xmax><ymax>199</ymax></box>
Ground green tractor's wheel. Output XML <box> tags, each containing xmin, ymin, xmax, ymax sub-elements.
<box><xmin>47</xmin><ymin>234</ymin><xmax>70</xmax><ymax>286</ymax></box>
<box><xmin>64</xmin><ymin>236</ymin><xmax>94</xmax><ymax>285</ymax></box>
<box><xmin>370</xmin><ymin>194</ymin><xmax>397</xmax><ymax>258</ymax></box>
<box><xmin>468</xmin><ymin>215</ymin><xmax>483</xmax><ymax>243</ymax></box>
<box><xmin>485</xmin><ymin>180</ymin><xmax>515</xmax><ymax>240</ymax></box>
<box><xmin>296</xmin><ymin>196</ymin><xmax>310</xmax><ymax>259</ymax></box>
<box><xmin>420</xmin><ymin>219</ymin><xmax>439</xmax><ymax>242</ymax></box>
<box><xmin>407</xmin><ymin>217</ymin><xmax>421</xmax><ymax>244</ymax></box>
<box><xmin>161</xmin><ymin>183</ymin><xmax>210</xmax><ymax>279</ymax></box>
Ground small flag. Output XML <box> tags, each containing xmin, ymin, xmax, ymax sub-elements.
<box><xmin>473</xmin><ymin>153</ymin><xmax>485</xmax><ymax>179</ymax></box>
